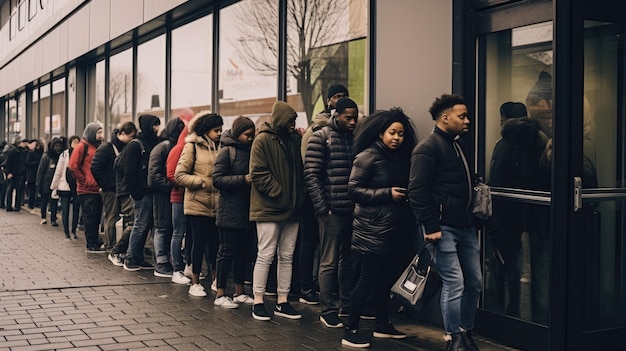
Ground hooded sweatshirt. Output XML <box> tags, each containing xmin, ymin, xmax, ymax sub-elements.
<box><xmin>69</xmin><ymin>122</ymin><xmax>103</xmax><ymax>195</ymax></box>
<box><xmin>91</xmin><ymin>132</ymin><xmax>128</xmax><ymax>193</ymax></box>
<box><xmin>36</xmin><ymin>137</ymin><xmax>65</xmax><ymax>195</ymax></box>
<box><xmin>249</xmin><ymin>101</ymin><xmax>306</xmax><ymax>221</ymax></box>
<box><xmin>166</xmin><ymin>109</ymin><xmax>195</xmax><ymax>203</ymax></box>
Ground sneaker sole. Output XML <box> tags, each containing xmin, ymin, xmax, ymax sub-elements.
<box><xmin>298</xmin><ymin>297</ymin><xmax>320</xmax><ymax>305</ymax></box>
<box><xmin>172</xmin><ymin>278</ymin><xmax>191</xmax><ymax>285</ymax></box>
<box><xmin>86</xmin><ymin>250</ymin><xmax>107</xmax><ymax>254</ymax></box>
<box><xmin>108</xmin><ymin>258</ymin><xmax>124</xmax><ymax>267</ymax></box>
<box><xmin>274</xmin><ymin>311</ymin><xmax>302</xmax><ymax>320</ymax></box>
<box><xmin>189</xmin><ymin>292</ymin><xmax>207</xmax><ymax>297</ymax></box>
<box><xmin>123</xmin><ymin>266</ymin><xmax>141</xmax><ymax>272</ymax></box>
<box><xmin>252</xmin><ymin>312</ymin><xmax>271</xmax><ymax>321</ymax></box>
<box><xmin>341</xmin><ymin>339</ymin><xmax>370</xmax><ymax>348</ymax></box>
<box><xmin>360</xmin><ymin>315</ymin><xmax>376</xmax><ymax>320</ymax></box>
<box><xmin>319</xmin><ymin>316</ymin><xmax>344</xmax><ymax>328</ymax></box>
<box><xmin>154</xmin><ymin>271</ymin><xmax>173</xmax><ymax>278</ymax></box>
<box><xmin>215</xmin><ymin>303</ymin><xmax>239</xmax><ymax>309</ymax></box>
<box><xmin>373</xmin><ymin>332</ymin><xmax>408</xmax><ymax>339</ymax></box>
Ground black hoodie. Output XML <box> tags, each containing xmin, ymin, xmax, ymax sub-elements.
<box><xmin>36</xmin><ymin>138</ymin><xmax>66</xmax><ymax>194</ymax></box>
<box><xmin>91</xmin><ymin>132</ymin><xmax>129</xmax><ymax>192</ymax></box>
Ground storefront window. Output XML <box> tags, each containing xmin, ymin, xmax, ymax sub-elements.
<box><xmin>481</xmin><ymin>22</ymin><xmax>553</xmax><ymax>325</ymax></box>
<box><xmin>171</xmin><ymin>15</ymin><xmax>212</xmax><ymax>118</ymax></box>
<box><xmin>39</xmin><ymin>83</ymin><xmax>50</xmax><ymax>142</ymax></box>
<box><xmin>219</xmin><ymin>0</ymin><xmax>279</xmax><ymax>130</ymax></box>
<box><xmin>51</xmin><ymin>78</ymin><xmax>65</xmax><ymax>139</ymax></box>
<box><xmin>94</xmin><ymin>60</ymin><xmax>105</xmax><ymax>125</ymax></box>
<box><xmin>31</xmin><ymin>85</ymin><xmax>40</xmax><ymax>140</ymax></box>
<box><xmin>109</xmin><ymin>49</ymin><xmax>133</xmax><ymax>134</ymax></box>
<box><xmin>137</xmin><ymin>34</ymin><xmax>165</xmax><ymax>127</ymax></box>
<box><xmin>7</xmin><ymin>97</ymin><xmax>18</xmax><ymax>143</ymax></box>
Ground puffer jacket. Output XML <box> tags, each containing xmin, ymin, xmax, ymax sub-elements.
<box><xmin>36</xmin><ymin>138</ymin><xmax>64</xmax><ymax>195</ymax></box>
<box><xmin>408</xmin><ymin>126</ymin><xmax>474</xmax><ymax>235</ymax></box>
<box><xmin>174</xmin><ymin>114</ymin><xmax>220</xmax><ymax>217</ymax></box>
<box><xmin>249</xmin><ymin>101</ymin><xmax>306</xmax><ymax>222</ymax></box>
<box><xmin>213</xmin><ymin>129</ymin><xmax>252</xmax><ymax>229</ymax></box>
<box><xmin>300</xmin><ymin>110</ymin><xmax>330</xmax><ymax>159</ymax></box>
<box><xmin>304</xmin><ymin>116</ymin><xmax>354</xmax><ymax>216</ymax></box>
<box><xmin>349</xmin><ymin>140</ymin><xmax>412</xmax><ymax>255</ymax></box>
<box><xmin>149</xmin><ymin>117</ymin><xmax>184</xmax><ymax>227</ymax></box>
<box><xmin>69</xmin><ymin>123</ymin><xmax>102</xmax><ymax>195</ymax></box>
<box><xmin>50</xmin><ymin>149</ymin><xmax>73</xmax><ymax>193</ymax></box>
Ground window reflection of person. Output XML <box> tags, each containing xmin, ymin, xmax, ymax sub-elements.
<box><xmin>488</xmin><ymin>102</ymin><xmax>547</xmax><ymax>317</ymax></box>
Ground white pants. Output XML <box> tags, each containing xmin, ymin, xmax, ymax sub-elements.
<box><xmin>252</xmin><ymin>221</ymin><xmax>300</xmax><ymax>296</ymax></box>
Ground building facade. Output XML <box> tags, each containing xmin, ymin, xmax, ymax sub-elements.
<box><xmin>1</xmin><ymin>0</ymin><xmax>625</xmax><ymax>350</ymax></box>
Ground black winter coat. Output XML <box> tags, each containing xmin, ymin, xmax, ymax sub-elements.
<box><xmin>149</xmin><ymin>140</ymin><xmax>173</xmax><ymax>227</ymax></box>
<box><xmin>409</xmin><ymin>127</ymin><xmax>474</xmax><ymax>235</ymax></box>
<box><xmin>213</xmin><ymin>130</ymin><xmax>253</xmax><ymax>229</ymax></box>
<box><xmin>5</xmin><ymin>145</ymin><xmax>27</xmax><ymax>178</ymax></box>
<box><xmin>25</xmin><ymin>148</ymin><xmax>43</xmax><ymax>183</ymax></box>
<box><xmin>36</xmin><ymin>146</ymin><xmax>61</xmax><ymax>195</ymax></box>
<box><xmin>91</xmin><ymin>135</ymin><xmax>126</xmax><ymax>193</ymax></box>
<box><xmin>304</xmin><ymin>117</ymin><xmax>355</xmax><ymax>216</ymax></box>
<box><xmin>349</xmin><ymin>140</ymin><xmax>412</xmax><ymax>255</ymax></box>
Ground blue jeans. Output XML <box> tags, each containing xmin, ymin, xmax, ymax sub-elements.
<box><xmin>431</xmin><ymin>225</ymin><xmax>482</xmax><ymax>334</ymax></box>
<box><xmin>126</xmin><ymin>193</ymin><xmax>154</xmax><ymax>262</ymax></box>
<box><xmin>170</xmin><ymin>202</ymin><xmax>186</xmax><ymax>272</ymax></box>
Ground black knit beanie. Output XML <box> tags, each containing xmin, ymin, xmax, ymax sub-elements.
<box><xmin>231</xmin><ymin>116</ymin><xmax>255</xmax><ymax>137</ymax></box>
<box><xmin>327</xmin><ymin>84</ymin><xmax>349</xmax><ymax>99</ymax></box>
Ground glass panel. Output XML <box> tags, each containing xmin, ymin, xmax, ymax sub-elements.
<box><xmin>94</xmin><ymin>60</ymin><xmax>105</xmax><ymax>124</ymax></box>
<box><xmin>7</xmin><ymin>98</ymin><xmax>18</xmax><ymax>143</ymax></box>
<box><xmin>171</xmin><ymin>15</ymin><xmax>212</xmax><ymax>118</ymax></box>
<box><xmin>31</xmin><ymin>86</ymin><xmax>39</xmax><ymax>140</ymax></box>
<box><xmin>286</xmin><ymin>0</ymin><xmax>368</xmax><ymax>124</ymax></box>
<box><xmin>109</xmin><ymin>49</ymin><xmax>133</xmax><ymax>134</ymax></box>
<box><xmin>219</xmin><ymin>0</ymin><xmax>280</xmax><ymax>130</ymax></box>
<box><xmin>137</xmin><ymin>34</ymin><xmax>165</xmax><ymax>128</ymax></box>
<box><xmin>17</xmin><ymin>91</ymin><xmax>25</xmax><ymax>139</ymax></box>
<box><xmin>482</xmin><ymin>22</ymin><xmax>553</xmax><ymax>325</ymax></box>
<box><xmin>39</xmin><ymin>83</ymin><xmax>50</xmax><ymax>141</ymax></box>
<box><xmin>580</xmin><ymin>20</ymin><xmax>626</xmax><ymax>330</ymax></box>
<box><xmin>51</xmin><ymin>78</ymin><xmax>65</xmax><ymax>139</ymax></box>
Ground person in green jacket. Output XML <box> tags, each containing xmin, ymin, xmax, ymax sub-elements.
<box><xmin>249</xmin><ymin>101</ymin><xmax>306</xmax><ymax>321</ymax></box>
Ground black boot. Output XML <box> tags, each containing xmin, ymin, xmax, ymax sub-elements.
<box><xmin>447</xmin><ymin>333</ymin><xmax>468</xmax><ymax>351</ymax></box>
<box><xmin>462</xmin><ymin>330</ymin><xmax>479</xmax><ymax>351</ymax></box>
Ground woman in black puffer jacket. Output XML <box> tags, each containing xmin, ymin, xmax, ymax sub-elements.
<box><xmin>341</xmin><ymin>108</ymin><xmax>418</xmax><ymax>348</ymax></box>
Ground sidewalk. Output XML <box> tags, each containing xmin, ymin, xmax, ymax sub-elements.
<box><xmin>0</xmin><ymin>207</ymin><xmax>518</xmax><ymax>351</ymax></box>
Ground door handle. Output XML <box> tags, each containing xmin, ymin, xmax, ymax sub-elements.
<box><xmin>574</xmin><ymin>176</ymin><xmax>582</xmax><ymax>212</ymax></box>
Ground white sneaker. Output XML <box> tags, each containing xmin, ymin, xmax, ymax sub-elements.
<box><xmin>183</xmin><ymin>264</ymin><xmax>192</xmax><ymax>278</ymax></box>
<box><xmin>189</xmin><ymin>284</ymin><xmax>207</xmax><ymax>297</ymax></box>
<box><xmin>40</xmin><ymin>219</ymin><xmax>47</xmax><ymax>225</ymax></box>
<box><xmin>172</xmin><ymin>271</ymin><xmax>191</xmax><ymax>285</ymax></box>
<box><xmin>214</xmin><ymin>296</ymin><xmax>239</xmax><ymax>309</ymax></box>
<box><xmin>233</xmin><ymin>294</ymin><xmax>254</xmax><ymax>305</ymax></box>
<box><xmin>211</xmin><ymin>279</ymin><xmax>217</xmax><ymax>292</ymax></box>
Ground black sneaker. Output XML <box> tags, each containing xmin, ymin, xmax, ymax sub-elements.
<box><xmin>274</xmin><ymin>302</ymin><xmax>302</xmax><ymax>320</ymax></box>
<box><xmin>123</xmin><ymin>259</ymin><xmax>141</xmax><ymax>272</ymax></box>
<box><xmin>252</xmin><ymin>304</ymin><xmax>271</xmax><ymax>321</ymax></box>
<box><xmin>342</xmin><ymin>328</ymin><xmax>371</xmax><ymax>348</ymax></box>
<box><xmin>154</xmin><ymin>263</ymin><xmax>173</xmax><ymax>277</ymax></box>
<box><xmin>51</xmin><ymin>221</ymin><xmax>59</xmax><ymax>227</ymax></box>
<box><xmin>373</xmin><ymin>321</ymin><xmax>407</xmax><ymax>339</ymax></box>
<box><xmin>86</xmin><ymin>247</ymin><xmax>107</xmax><ymax>254</ymax></box>
<box><xmin>320</xmin><ymin>312</ymin><xmax>344</xmax><ymax>328</ymax></box>
<box><xmin>461</xmin><ymin>330</ymin><xmax>479</xmax><ymax>351</ymax></box>
<box><xmin>137</xmin><ymin>260</ymin><xmax>153</xmax><ymax>270</ymax></box>
<box><xmin>299</xmin><ymin>289</ymin><xmax>320</xmax><ymax>305</ymax></box>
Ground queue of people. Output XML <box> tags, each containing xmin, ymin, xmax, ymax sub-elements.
<box><xmin>1</xmin><ymin>88</ymin><xmax>484</xmax><ymax>351</ymax></box>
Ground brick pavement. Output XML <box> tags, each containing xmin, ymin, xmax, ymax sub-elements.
<box><xmin>0</xmin><ymin>207</ymin><xmax>518</xmax><ymax>351</ymax></box>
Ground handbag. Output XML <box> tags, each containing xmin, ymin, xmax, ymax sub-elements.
<box><xmin>473</xmin><ymin>176</ymin><xmax>492</xmax><ymax>220</ymax></box>
<box><xmin>391</xmin><ymin>243</ymin><xmax>434</xmax><ymax>306</ymax></box>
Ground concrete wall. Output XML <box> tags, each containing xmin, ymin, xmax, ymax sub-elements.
<box><xmin>375</xmin><ymin>0</ymin><xmax>452</xmax><ymax>142</ymax></box>
<box><xmin>0</xmin><ymin>0</ymin><xmax>188</xmax><ymax>97</ymax></box>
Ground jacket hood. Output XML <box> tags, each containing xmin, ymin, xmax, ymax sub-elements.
<box><xmin>219</xmin><ymin>129</ymin><xmax>241</xmax><ymax>148</ymax></box>
<box><xmin>162</xmin><ymin>117</ymin><xmax>185</xmax><ymax>145</ymax></box>
<box><xmin>138</xmin><ymin>114</ymin><xmax>161</xmax><ymax>142</ymax></box>
<box><xmin>311</xmin><ymin>111</ymin><xmax>330</xmax><ymax>128</ymax></box>
<box><xmin>188</xmin><ymin>111</ymin><xmax>223</xmax><ymax>136</ymax></box>
<box><xmin>47</xmin><ymin>137</ymin><xmax>66</xmax><ymax>158</ymax></box>
<box><xmin>83</xmin><ymin>122</ymin><xmax>103</xmax><ymax>146</ymax></box>
<box><xmin>501</xmin><ymin>117</ymin><xmax>541</xmax><ymax>145</ymax></box>
<box><xmin>269</xmin><ymin>101</ymin><xmax>298</xmax><ymax>132</ymax></box>
<box><xmin>177</xmin><ymin>108</ymin><xmax>195</xmax><ymax>125</ymax></box>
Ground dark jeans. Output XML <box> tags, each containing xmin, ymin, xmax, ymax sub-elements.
<box><xmin>126</xmin><ymin>194</ymin><xmax>154</xmax><ymax>262</ymax></box>
<box><xmin>318</xmin><ymin>213</ymin><xmax>357</xmax><ymax>315</ymax></box>
<box><xmin>111</xmin><ymin>195</ymin><xmax>133</xmax><ymax>255</ymax></box>
<box><xmin>348</xmin><ymin>252</ymin><xmax>400</xmax><ymax>330</ymax></box>
<box><xmin>40</xmin><ymin>192</ymin><xmax>58</xmax><ymax>222</ymax></box>
<box><xmin>60</xmin><ymin>192</ymin><xmax>80</xmax><ymax>238</ymax></box>
<box><xmin>27</xmin><ymin>181</ymin><xmax>37</xmax><ymax>209</ymax></box>
<box><xmin>299</xmin><ymin>200</ymin><xmax>319</xmax><ymax>292</ymax></box>
<box><xmin>216</xmin><ymin>227</ymin><xmax>253</xmax><ymax>288</ymax></box>
<box><xmin>79</xmin><ymin>193</ymin><xmax>103</xmax><ymax>249</ymax></box>
<box><xmin>5</xmin><ymin>176</ymin><xmax>25</xmax><ymax>209</ymax></box>
<box><xmin>0</xmin><ymin>181</ymin><xmax>7</xmax><ymax>207</ymax></box>
<box><xmin>188</xmin><ymin>216</ymin><xmax>219</xmax><ymax>275</ymax></box>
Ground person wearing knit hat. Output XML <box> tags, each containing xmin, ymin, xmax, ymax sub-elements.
<box><xmin>326</xmin><ymin>84</ymin><xmax>349</xmax><ymax>110</ymax></box>
<box><xmin>249</xmin><ymin>100</ymin><xmax>306</xmax><ymax>320</ymax></box>
<box><xmin>231</xmin><ymin>116</ymin><xmax>255</xmax><ymax>138</ymax></box>
<box><xmin>175</xmin><ymin>111</ymin><xmax>224</xmax><ymax>296</ymax></box>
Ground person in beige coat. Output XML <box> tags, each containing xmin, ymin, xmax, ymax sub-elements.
<box><xmin>175</xmin><ymin>111</ymin><xmax>223</xmax><ymax>298</ymax></box>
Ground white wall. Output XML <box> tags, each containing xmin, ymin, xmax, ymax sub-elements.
<box><xmin>375</xmin><ymin>0</ymin><xmax>452</xmax><ymax>141</ymax></box>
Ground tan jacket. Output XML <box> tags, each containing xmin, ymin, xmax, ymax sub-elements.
<box><xmin>174</xmin><ymin>133</ymin><xmax>220</xmax><ymax>217</ymax></box>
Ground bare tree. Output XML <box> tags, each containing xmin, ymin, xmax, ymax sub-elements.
<box><xmin>232</xmin><ymin>0</ymin><xmax>349</xmax><ymax>121</ymax></box>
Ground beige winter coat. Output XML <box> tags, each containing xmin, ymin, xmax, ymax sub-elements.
<box><xmin>174</xmin><ymin>132</ymin><xmax>220</xmax><ymax>217</ymax></box>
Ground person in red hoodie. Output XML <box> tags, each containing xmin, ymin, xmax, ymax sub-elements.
<box><xmin>68</xmin><ymin>122</ymin><xmax>105</xmax><ymax>253</ymax></box>
<box><xmin>166</xmin><ymin>108</ymin><xmax>195</xmax><ymax>284</ymax></box>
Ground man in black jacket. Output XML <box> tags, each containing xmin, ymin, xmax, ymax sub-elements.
<box><xmin>304</xmin><ymin>97</ymin><xmax>359</xmax><ymax>328</ymax></box>
<box><xmin>91</xmin><ymin>122</ymin><xmax>137</xmax><ymax>257</ymax></box>
<box><xmin>119</xmin><ymin>115</ymin><xmax>161</xmax><ymax>271</ymax></box>
<box><xmin>408</xmin><ymin>94</ymin><xmax>481</xmax><ymax>351</ymax></box>
<box><xmin>4</xmin><ymin>138</ymin><xmax>29</xmax><ymax>211</ymax></box>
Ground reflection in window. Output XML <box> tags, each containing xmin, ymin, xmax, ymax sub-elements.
<box><xmin>137</xmin><ymin>35</ymin><xmax>165</xmax><ymax>127</ymax></box>
<box><xmin>39</xmin><ymin>83</ymin><xmax>50</xmax><ymax>141</ymax></box>
<box><xmin>51</xmin><ymin>78</ymin><xmax>66</xmax><ymax>139</ymax></box>
<box><xmin>171</xmin><ymin>15</ymin><xmax>212</xmax><ymax>118</ymax></box>
<box><xmin>31</xmin><ymin>86</ymin><xmax>40</xmax><ymax>140</ymax></box>
<box><xmin>7</xmin><ymin>98</ymin><xmax>18</xmax><ymax>143</ymax></box>
<box><xmin>220</xmin><ymin>0</ymin><xmax>278</xmax><ymax>130</ymax></box>
<box><xmin>109</xmin><ymin>49</ymin><xmax>133</xmax><ymax>134</ymax></box>
<box><xmin>94</xmin><ymin>60</ymin><xmax>105</xmax><ymax>125</ymax></box>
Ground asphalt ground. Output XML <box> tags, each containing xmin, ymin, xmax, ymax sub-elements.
<box><xmin>0</xmin><ymin>206</ymin><xmax>518</xmax><ymax>351</ymax></box>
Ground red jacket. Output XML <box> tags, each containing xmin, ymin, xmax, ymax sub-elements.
<box><xmin>68</xmin><ymin>139</ymin><xmax>100</xmax><ymax>195</ymax></box>
<box><xmin>167</xmin><ymin>109</ymin><xmax>195</xmax><ymax>203</ymax></box>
